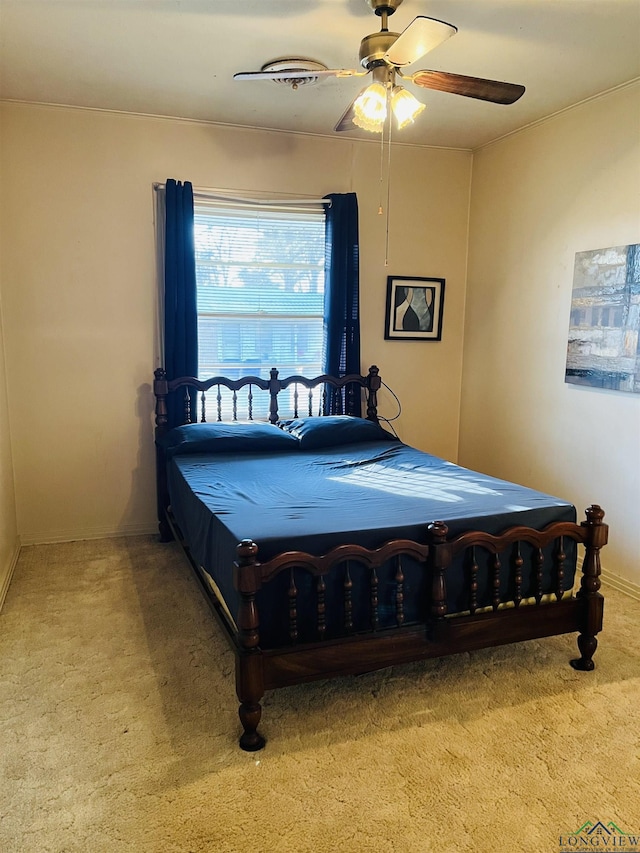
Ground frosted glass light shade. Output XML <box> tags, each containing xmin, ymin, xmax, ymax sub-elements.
<box><xmin>353</xmin><ymin>82</ymin><xmax>388</xmax><ymax>133</ymax></box>
<box><xmin>391</xmin><ymin>86</ymin><xmax>425</xmax><ymax>129</ymax></box>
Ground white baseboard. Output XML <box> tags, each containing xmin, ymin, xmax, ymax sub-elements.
<box><xmin>575</xmin><ymin>554</ymin><xmax>640</xmax><ymax>601</ymax></box>
<box><xmin>0</xmin><ymin>541</ymin><xmax>21</xmax><ymax>612</ymax></box>
<box><xmin>19</xmin><ymin>522</ymin><xmax>158</xmax><ymax>547</ymax></box>
<box><xmin>600</xmin><ymin>568</ymin><xmax>640</xmax><ymax>602</ymax></box>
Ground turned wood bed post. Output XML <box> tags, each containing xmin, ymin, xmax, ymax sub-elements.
<box><xmin>153</xmin><ymin>368</ymin><xmax>173</xmax><ymax>542</ymax></box>
<box><xmin>366</xmin><ymin>365</ymin><xmax>381</xmax><ymax>422</ymax></box>
<box><xmin>234</xmin><ymin>539</ymin><xmax>266</xmax><ymax>751</ymax></box>
<box><xmin>571</xmin><ymin>504</ymin><xmax>607</xmax><ymax>671</ymax></box>
<box><xmin>427</xmin><ymin>521</ymin><xmax>451</xmax><ymax>640</ymax></box>
<box><xmin>268</xmin><ymin>367</ymin><xmax>281</xmax><ymax>425</ymax></box>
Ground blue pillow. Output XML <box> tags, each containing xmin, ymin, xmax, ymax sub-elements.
<box><xmin>158</xmin><ymin>421</ymin><xmax>300</xmax><ymax>457</ymax></box>
<box><xmin>277</xmin><ymin>416</ymin><xmax>397</xmax><ymax>450</ymax></box>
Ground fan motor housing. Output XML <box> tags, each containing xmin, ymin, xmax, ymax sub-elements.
<box><xmin>359</xmin><ymin>31</ymin><xmax>399</xmax><ymax>68</ymax></box>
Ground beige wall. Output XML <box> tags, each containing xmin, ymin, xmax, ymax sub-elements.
<box><xmin>3</xmin><ymin>88</ymin><xmax>635</xmax><ymax>587</ymax></box>
<box><xmin>0</xmin><ymin>271</ymin><xmax>19</xmax><ymax>605</ymax></box>
<box><xmin>461</xmin><ymin>82</ymin><xmax>640</xmax><ymax>586</ymax></box>
<box><xmin>0</xmin><ymin>119</ymin><xmax>20</xmax><ymax>602</ymax></box>
<box><xmin>0</xmin><ymin>102</ymin><xmax>471</xmax><ymax>544</ymax></box>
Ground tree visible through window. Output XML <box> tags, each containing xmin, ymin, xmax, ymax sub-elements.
<box><xmin>193</xmin><ymin>202</ymin><xmax>326</xmax><ymax>383</ymax></box>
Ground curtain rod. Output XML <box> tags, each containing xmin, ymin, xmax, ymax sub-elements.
<box><xmin>153</xmin><ymin>182</ymin><xmax>331</xmax><ymax>207</ymax></box>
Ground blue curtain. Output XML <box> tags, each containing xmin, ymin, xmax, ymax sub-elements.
<box><xmin>323</xmin><ymin>192</ymin><xmax>361</xmax><ymax>414</ymax></box>
<box><xmin>164</xmin><ymin>179</ymin><xmax>198</xmax><ymax>428</ymax></box>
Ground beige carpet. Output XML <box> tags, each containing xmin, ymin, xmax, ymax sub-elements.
<box><xmin>1</xmin><ymin>536</ymin><xmax>638</xmax><ymax>853</ymax></box>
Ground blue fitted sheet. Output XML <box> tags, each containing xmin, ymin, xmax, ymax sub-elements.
<box><xmin>167</xmin><ymin>440</ymin><xmax>576</xmax><ymax>646</ymax></box>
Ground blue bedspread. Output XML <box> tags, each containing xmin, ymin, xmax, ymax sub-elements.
<box><xmin>167</xmin><ymin>440</ymin><xmax>576</xmax><ymax>646</ymax></box>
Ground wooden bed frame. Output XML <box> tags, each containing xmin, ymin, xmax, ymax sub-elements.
<box><xmin>153</xmin><ymin>365</ymin><xmax>607</xmax><ymax>751</ymax></box>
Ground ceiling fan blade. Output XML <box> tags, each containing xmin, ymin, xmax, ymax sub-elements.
<box><xmin>234</xmin><ymin>68</ymin><xmax>362</xmax><ymax>82</ymax></box>
<box><xmin>385</xmin><ymin>16</ymin><xmax>457</xmax><ymax>67</ymax></box>
<box><xmin>410</xmin><ymin>70</ymin><xmax>525</xmax><ymax>104</ymax></box>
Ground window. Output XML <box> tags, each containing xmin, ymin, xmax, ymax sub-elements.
<box><xmin>193</xmin><ymin>201</ymin><xmax>326</xmax><ymax>382</ymax></box>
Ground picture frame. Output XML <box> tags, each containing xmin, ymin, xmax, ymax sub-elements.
<box><xmin>384</xmin><ymin>276</ymin><xmax>445</xmax><ymax>341</ymax></box>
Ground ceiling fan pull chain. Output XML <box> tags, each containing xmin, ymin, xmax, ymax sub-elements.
<box><xmin>384</xmin><ymin>96</ymin><xmax>393</xmax><ymax>267</ymax></box>
<box><xmin>378</xmin><ymin>113</ymin><xmax>386</xmax><ymax>216</ymax></box>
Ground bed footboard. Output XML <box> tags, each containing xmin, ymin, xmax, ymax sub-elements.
<box><xmin>232</xmin><ymin>506</ymin><xmax>607</xmax><ymax>751</ymax></box>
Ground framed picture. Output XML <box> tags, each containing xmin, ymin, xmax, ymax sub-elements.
<box><xmin>384</xmin><ymin>276</ymin><xmax>445</xmax><ymax>341</ymax></box>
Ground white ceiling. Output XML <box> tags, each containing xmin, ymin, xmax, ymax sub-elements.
<box><xmin>1</xmin><ymin>0</ymin><xmax>639</xmax><ymax>150</ymax></box>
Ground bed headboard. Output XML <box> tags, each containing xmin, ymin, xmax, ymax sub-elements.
<box><xmin>153</xmin><ymin>366</ymin><xmax>383</xmax><ymax>541</ymax></box>
<box><xmin>153</xmin><ymin>365</ymin><xmax>382</xmax><ymax>436</ymax></box>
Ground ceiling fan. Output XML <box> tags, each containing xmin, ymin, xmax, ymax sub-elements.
<box><xmin>233</xmin><ymin>0</ymin><xmax>525</xmax><ymax>134</ymax></box>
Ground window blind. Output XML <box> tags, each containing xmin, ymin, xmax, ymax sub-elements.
<box><xmin>194</xmin><ymin>204</ymin><xmax>326</xmax><ymax>383</ymax></box>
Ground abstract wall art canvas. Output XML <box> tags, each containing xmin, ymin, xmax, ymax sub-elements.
<box><xmin>565</xmin><ymin>243</ymin><xmax>640</xmax><ymax>393</ymax></box>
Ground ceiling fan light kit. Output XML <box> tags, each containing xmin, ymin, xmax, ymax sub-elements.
<box><xmin>350</xmin><ymin>64</ymin><xmax>426</xmax><ymax>133</ymax></box>
<box><xmin>390</xmin><ymin>85</ymin><xmax>425</xmax><ymax>129</ymax></box>
<box><xmin>234</xmin><ymin>0</ymin><xmax>525</xmax><ymax>136</ymax></box>
<box><xmin>353</xmin><ymin>82</ymin><xmax>388</xmax><ymax>132</ymax></box>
